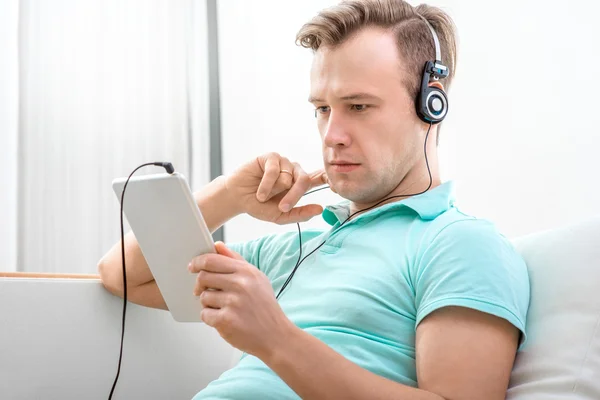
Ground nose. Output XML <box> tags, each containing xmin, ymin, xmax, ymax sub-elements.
<box><xmin>323</xmin><ymin>111</ymin><xmax>352</xmax><ymax>148</ymax></box>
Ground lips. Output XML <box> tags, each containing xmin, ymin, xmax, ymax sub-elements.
<box><xmin>329</xmin><ymin>159</ymin><xmax>360</xmax><ymax>165</ymax></box>
<box><xmin>329</xmin><ymin>162</ymin><xmax>360</xmax><ymax>173</ymax></box>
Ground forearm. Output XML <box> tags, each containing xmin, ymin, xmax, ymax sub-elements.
<box><xmin>263</xmin><ymin>326</ymin><xmax>444</xmax><ymax>400</ymax></box>
<box><xmin>194</xmin><ymin>175</ymin><xmax>242</xmax><ymax>233</ymax></box>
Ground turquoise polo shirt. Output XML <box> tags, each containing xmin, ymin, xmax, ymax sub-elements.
<box><xmin>193</xmin><ymin>181</ymin><xmax>530</xmax><ymax>400</ymax></box>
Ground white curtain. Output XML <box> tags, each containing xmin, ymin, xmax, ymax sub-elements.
<box><xmin>10</xmin><ymin>0</ymin><xmax>210</xmax><ymax>273</ymax></box>
<box><xmin>0</xmin><ymin>0</ymin><xmax>20</xmax><ymax>272</ymax></box>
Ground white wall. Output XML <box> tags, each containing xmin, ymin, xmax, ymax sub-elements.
<box><xmin>0</xmin><ymin>0</ymin><xmax>18</xmax><ymax>272</ymax></box>
<box><xmin>438</xmin><ymin>0</ymin><xmax>600</xmax><ymax>237</ymax></box>
<box><xmin>218</xmin><ymin>0</ymin><xmax>600</xmax><ymax>243</ymax></box>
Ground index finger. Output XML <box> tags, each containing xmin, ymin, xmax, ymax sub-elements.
<box><xmin>307</xmin><ymin>169</ymin><xmax>328</xmax><ymax>190</ymax></box>
<box><xmin>188</xmin><ymin>253</ymin><xmax>239</xmax><ymax>274</ymax></box>
<box><xmin>256</xmin><ymin>154</ymin><xmax>282</xmax><ymax>202</ymax></box>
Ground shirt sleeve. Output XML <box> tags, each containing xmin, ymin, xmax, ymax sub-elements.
<box><xmin>226</xmin><ymin>233</ymin><xmax>279</xmax><ymax>273</ymax></box>
<box><xmin>414</xmin><ymin>218</ymin><xmax>530</xmax><ymax>347</ymax></box>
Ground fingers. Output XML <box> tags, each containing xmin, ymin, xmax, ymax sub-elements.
<box><xmin>188</xmin><ymin>253</ymin><xmax>238</xmax><ymax>274</ymax></box>
<box><xmin>254</xmin><ymin>154</ymin><xmax>332</xmax><ymax>217</ymax></box>
<box><xmin>198</xmin><ymin>288</ymin><xmax>229</xmax><ymax>309</ymax></box>
<box><xmin>200</xmin><ymin>307</ymin><xmax>219</xmax><ymax>326</ymax></box>
<box><xmin>278</xmin><ymin>158</ymin><xmax>295</xmax><ymax>189</ymax></box>
<box><xmin>215</xmin><ymin>241</ymin><xmax>244</xmax><ymax>261</ymax></box>
<box><xmin>189</xmin><ymin>251</ymin><xmax>244</xmax><ymax>295</ymax></box>
<box><xmin>192</xmin><ymin>267</ymin><xmax>242</xmax><ymax>295</ymax></box>
<box><xmin>278</xmin><ymin>163</ymin><xmax>311</xmax><ymax>212</ymax></box>
<box><xmin>310</xmin><ymin>169</ymin><xmax>336</xmax><ymax>193</ymax></box>
<box><xmin>278</xmin><ymin>166</ymin><xmax>331</xmax><ymax>212</ymax></box>
<box><xmin>256</xmin><ymin>155</ymin><xmax>281</xmax><ymax>202</ymax></box>
<box><xmin>275</xmin><ymin>204</ymin><xmax>324</xmax><ymax>224</ymax></box>
<box><xmin>193</xmin><ymin>271</ymin><xmax>229</xmax><ymax>295</ymax></box>
<box><xmin>256</xmin><ymin>153</ymin><xmax>295</xmax><ymax>202</ymax></box>
<box><xmin>308</xmin><ymin>169</ymin><xmax>329</xmax><ymax>190</ymax></box>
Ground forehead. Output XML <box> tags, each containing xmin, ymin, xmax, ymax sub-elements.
<box><xmin>310</xmin><ymin>27</ymin><xmax>407</xmax><ymax>99</ymax></box>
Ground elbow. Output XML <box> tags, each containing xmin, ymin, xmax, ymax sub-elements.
<box><xmin>97</xmin><ymin>257</ymin><xmax>123</xmax><ymax>297</ymax></box>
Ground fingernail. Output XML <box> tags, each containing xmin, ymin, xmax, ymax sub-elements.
<box><xmin>280</xmin><ymin>203</ymin><xmax>290</xmax><ymax>212</ymax></box>
<box><xmin>188</xmin><ymin>262</ymin><xmax>193</xmax><ymax>271</ymax></box>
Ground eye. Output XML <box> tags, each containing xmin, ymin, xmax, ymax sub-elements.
<box><xmin>350</xmin><ymin>104</ymin><xmax>369</xmax><ymax>112</ymax></box>
<box><xmin>314</xmin><ymin>106</ymin><xmax>330</xmax><ymax>117</ymax></box>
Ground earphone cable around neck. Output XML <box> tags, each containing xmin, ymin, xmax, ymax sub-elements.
<box><xmin>275</xmin><ymin>122</ymin><xmax>434</xmax><ymax>300</ymax></box>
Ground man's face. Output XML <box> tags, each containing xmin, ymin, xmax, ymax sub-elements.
<box><xmin>310</xmin><ymin>27</ymin><xmax>424</xmax><ymax>204</ymax></box>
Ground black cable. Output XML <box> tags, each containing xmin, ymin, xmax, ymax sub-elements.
<box><xmin>109</xmin><ymin>125</ymin><xmax>432</xmax><ymax>389</ymax></box>
<box><xmin>276</xmin><ymin>122</ymin><xmax>434</xmax><ymax>299</ymax></box>
<box><xmin>108</xmin><ymin>162</ymin><xmax>174</xmax><ymax>400</ymax></box>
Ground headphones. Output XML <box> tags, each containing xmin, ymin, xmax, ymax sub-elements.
<box><xmin>416</xmin><ymin>14</ymin><xmax>450</xmax><ymax>124</ymax></box>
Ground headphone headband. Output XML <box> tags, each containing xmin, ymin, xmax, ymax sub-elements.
<box><xmin>416</xmin><ymin>14</ymin><xmax>449</xmax><ymax>80</ymax></box>
<box><xmin>415</xmin><ymin>13</ymin><xmax>450</xmax><ymax>124</ymax></box>
<box><xmin>417</xmin><ymin>14</ymin><xmax>441</xmax><ymax>62</ymax></box>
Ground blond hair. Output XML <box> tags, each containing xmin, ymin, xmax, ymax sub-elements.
<box><xmin>297</xmin><ymin>0</ymin><xmax>458</xmax><ymax>139</ymax></box>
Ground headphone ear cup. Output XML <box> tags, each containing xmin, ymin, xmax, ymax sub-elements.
<box><xmin>417</xmin><ymin>86</ymin><xmax>448</xmax><ymax>124</ymax></box>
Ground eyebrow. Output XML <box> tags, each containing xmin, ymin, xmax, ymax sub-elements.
<box><xmin>308</xmin><ymin>93</ymin><xmax>382</xmax><ymax>103</ymax></box>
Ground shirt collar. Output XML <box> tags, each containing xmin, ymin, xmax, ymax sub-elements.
<box><xmin>321</xmin><ymin>181</ymin><xmax>456</xmax><ymax>226</ymax></box>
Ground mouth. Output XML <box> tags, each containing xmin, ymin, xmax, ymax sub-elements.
<box><xmin>329</xmin><ymin>161</ymin><xmax>361</xmax><ymax>173</ymax></box>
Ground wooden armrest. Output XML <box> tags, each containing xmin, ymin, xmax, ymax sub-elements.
<box><xmin>0</xmin><ymin>272</ymin><xmax>100</xmax><ymax>279</ymax></box>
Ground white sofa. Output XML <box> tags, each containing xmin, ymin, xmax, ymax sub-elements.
<box><xmin>0</xmin><ymin>274</ymin><xmax>238</xmax><ymax>400</ymax></box>
<box><xmin>1</xmin><ymin>216</ymin><xmax>599</xmax><ymax>399</ymax></box>
<box><xmin>508</xmin><ymin>216</ymin><xmax>600</xmax><ymax>399</ymax></box>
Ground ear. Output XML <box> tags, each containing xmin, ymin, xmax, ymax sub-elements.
<box><xmin>428</xmin><ymin>81</ymin><xmax>445</xmax><ymax>91</ymax></box>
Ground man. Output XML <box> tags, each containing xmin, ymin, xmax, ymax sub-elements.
<box><xmin>98</xmin><ymin>1</ymin><xmax>530</xmax><ymax>399</ymax></box>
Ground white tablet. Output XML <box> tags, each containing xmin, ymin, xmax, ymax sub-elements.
<box><xmin>112</xmin><ymin>172</ymin><xmax>215</xmax><ymax>322</ymax></box>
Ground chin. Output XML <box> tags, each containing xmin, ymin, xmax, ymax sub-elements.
<box><xmin>331</xmin><ymin>175</ymin><xmax>397</xmax><ymax>205</ymax></box>
<box><xmin>333</xmin><ymin>182</ymin><xmax>376</xmax><ymax>203</ymax></box>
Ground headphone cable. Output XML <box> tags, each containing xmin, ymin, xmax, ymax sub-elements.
<box><xmin>276</xmin><ymin>122</ymin><xmax>434</xmax><ymax>299</ymax></box>
<box><xmin>108</xmin><ymin>162</ymin><xmax>174</xmax><ymax>400</ymax></box>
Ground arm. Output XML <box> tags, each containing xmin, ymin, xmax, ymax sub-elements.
<box><xmin>98</xmin><ymin>153</ymin><xmax>326</xmax><ymax>309</ymax></box>
<box><xmin>190</xmin><ymin>244</ymin><xmax>521</xmax><ymax>400</ymax></box>
<box><xmin>262</xmin><ymin>306</ymin><xmax>517</xmax><ymax>400</ymax></box>
<box><xmin>97</xmin><ymin>175</ymin><xmax>241</xmax><ymax>309</ymax></box>
<box><xmin>189</xmin><ymin>216</ymin><xmax>528</xmax><ymax>399</ymax></box>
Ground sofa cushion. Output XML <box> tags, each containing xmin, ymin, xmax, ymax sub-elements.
<box><xmin>508</xmin><ymin>216</ymin><xmax>600</xmax><ymax>398</ymax></box>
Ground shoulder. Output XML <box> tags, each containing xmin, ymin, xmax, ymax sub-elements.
<box><xmin>412</xmin><ymin>207</ymin><xmax>531</xmax><ymax>345</ymax></box>
<box><xmin>418</xmin><ymin>207</ymin><xmax>518</xmax><ymax>262</ymax></box>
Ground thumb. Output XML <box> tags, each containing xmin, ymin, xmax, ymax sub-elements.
<box><xmin>215</xmin><ymin>241</ymin><xmax>244</xmax><ymax>261</ymax></box>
